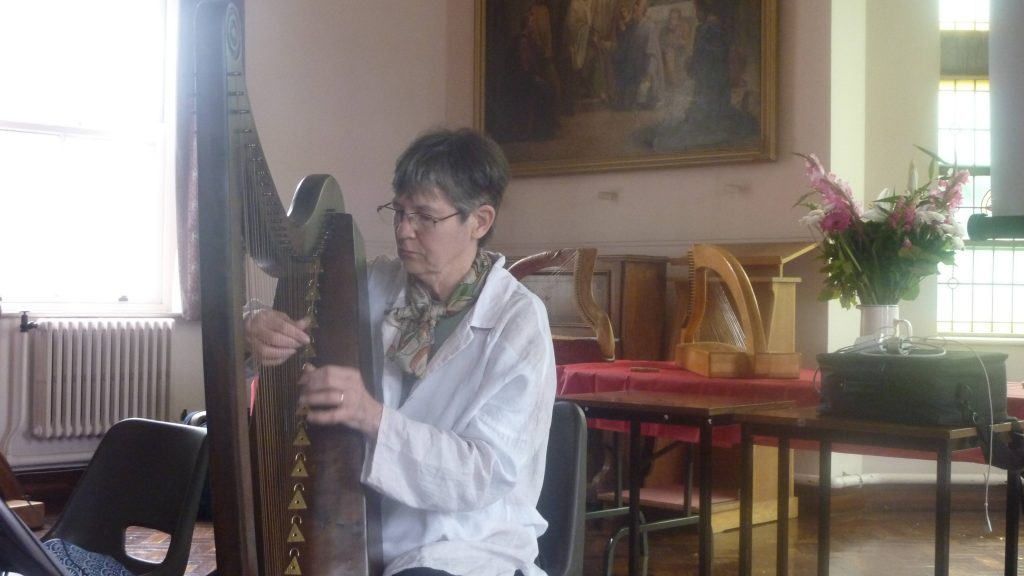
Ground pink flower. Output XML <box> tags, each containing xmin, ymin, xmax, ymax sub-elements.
<box><xmin>942</xmin><ymin>169</ymin><xmax>969</xmax><ymax>210</ymax></box>
<box><xmin>804</xmin><ymin>154</ymin><xmax>829</xmax><ymax>190</ymax></box>
<box><xmin>821</xmin><ymin>208</ymin><xmax>855</xmax><ymax>233</ymax></box>
<box><xmin>796</xmin><ymin>149</ymin><xmax>966</xmax><ymax>309</ymax></box>
<box><xmin>887</xmin><ymin>198</ymin><xmax>916</xmax><ymax>231</ymax></box>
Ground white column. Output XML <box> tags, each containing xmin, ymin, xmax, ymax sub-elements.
<box><xmin>990</xmin><ymin>0</ymin><xmax>1024</xmax><ymax>216</ymax></box>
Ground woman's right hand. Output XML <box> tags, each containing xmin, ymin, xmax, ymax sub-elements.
<box><xmin>244</xmin><ymin>308</ymin><xmax>311</xmax><ymax>366</ymax></box>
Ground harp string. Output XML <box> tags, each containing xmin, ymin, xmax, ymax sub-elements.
<box><xmin>514</xmin><ymin>251</ymin><xmax>582</xmax><ymax>333</ymax></box>
<box><xmin>698</xmin><ymin>273</ymin><xmax>746</xmax><ymax>349</ymax></box>
<box><xmin>240</xmin><ymin>137</ymin><xmax>307</xmax><ymax>573</ymax></box>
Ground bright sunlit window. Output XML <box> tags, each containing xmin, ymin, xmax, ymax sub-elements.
<box><xmin>939</xmin><ymin>0</ymin><xmax>989</xmax><ymax>30</ymax></box>
<box><xmin>933</xmin><ymin>0</ymin><xmax>1019</xmax><ymax>335</ymax></box>
<box><xmin>0</xmin><ymin>0</ymin><xmax>178</xmax><ymax>315</ymax></box>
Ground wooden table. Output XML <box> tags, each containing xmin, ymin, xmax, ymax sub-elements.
<box><xmin>558</xmin><ymin>361</ymin><xmax>818</xmax><ymax>532</ymax></box>
<box><xmin>560</xmin><ymin>390</ymin><xmax>795</xmax><ymax>576</ymax></box>
<box><xmin>736</xmin><ymin>407</ymin><xmax>1014</xmax><ymax>576</ymax></box>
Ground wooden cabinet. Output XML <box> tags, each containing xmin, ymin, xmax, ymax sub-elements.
<box><xmin>597</xmin><ymin>255</ymin><xmax>667</xmax><ymax>360</ymax></box>
<box><xmin>515</xmin><ymin>254</ymin><xmax>667</xmax><ymax>361</ymax></box>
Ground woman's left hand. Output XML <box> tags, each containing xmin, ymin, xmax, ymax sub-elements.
<box><xmin>298</xmin><ymin>364</ymin><xmax>383</xmax><ymax>438</ymax></box>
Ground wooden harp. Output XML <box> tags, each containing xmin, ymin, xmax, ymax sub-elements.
<box><xmin>194</xmin><ymin>1</ymin><xmax>383</xmax><ymax>574</ymax></box>
<box><xmin>675</xmin><ymin>244</ymin><xmax>800</xmax><ymax>378</ymax></box>
<box><xmin>508</xmin><ymin>248</ymin><xmax>616</xmax><ymax>362</ymax></box>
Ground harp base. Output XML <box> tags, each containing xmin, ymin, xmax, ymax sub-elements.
<box><xmin>676</xmin><ymin>342</ymin><xmax>801</xmax><ymax>379</ymax></box>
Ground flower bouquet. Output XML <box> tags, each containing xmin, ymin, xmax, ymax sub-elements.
<box><xmin>795</xmin><ymin>147</ymin><xmax>969</xmax><ymax>309</ymax></box>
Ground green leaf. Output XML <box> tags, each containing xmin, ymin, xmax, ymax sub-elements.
<box><xmin>793</xmin><ymin>190</ymin><xmax>820</xmax><ymax>208</ymax></box>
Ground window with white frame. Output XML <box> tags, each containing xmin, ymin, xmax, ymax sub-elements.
<box><xmin>0</xmin><ymin>0</ymin><xmax>178</xmax><ymax>316</ymax></box>
<box><xmin>933</xmin><ymin>0</ymin><xmax>1019</xmax><ymax>335</ymax></box>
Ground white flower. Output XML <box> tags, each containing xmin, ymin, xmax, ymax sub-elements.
<box><xmin>939</xmin><ymin>220</ymin><xmax>967</xmax><ymax>238</ymax></box>
<box><xmin>916</xmin><ymin>208</ymin><xmax>946</xmax><ymax>226</ymax></box>
<box><xmin>874</xmin><ymin>186</ymin><xmax>895</xmax><ymax>201</ymax></box>
<box><xmin>863</xmin><ymin>206</ymin><xmax>887</xmax><ymax>223</ymax></box>
<box><xmin>800</xmin><ymin>209</ymin><xmax>825</xmax><ymax>227</ymax></box>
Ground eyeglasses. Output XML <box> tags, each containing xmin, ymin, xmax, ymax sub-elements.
<box><xmin>376</xmin><ymin>202</ymin><xmax>461</xmax><ymax>231</ymax></box>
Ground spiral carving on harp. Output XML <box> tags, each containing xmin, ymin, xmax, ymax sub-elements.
<box><xmin>195</xmin><ymin>2</ymin><xmax>382</xmax><ymax>574</ymax></box>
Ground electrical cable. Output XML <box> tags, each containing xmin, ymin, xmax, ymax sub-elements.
<box><xmin>922</xmin><ymin>336</ymin><xmax>997</xmax><ymax>533</ymax></box>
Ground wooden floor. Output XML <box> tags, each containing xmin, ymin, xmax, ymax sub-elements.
<box><xmin>584</xmin><ymin>483</ymin><xmax>1016</xmax><ymax>576</ymax></box>
<box><xmin>130</xmin><ymin>483</ymin><xmax>1017</xmax><ymax>575</ymax></box>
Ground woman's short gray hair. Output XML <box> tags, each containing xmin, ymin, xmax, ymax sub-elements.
<box><xmin>392</xmin><ymin>127</ymin><xmax>509</xmax><ymax>245</ymax></box>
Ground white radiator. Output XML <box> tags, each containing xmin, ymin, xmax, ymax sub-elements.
<box><xmin>30</xmin><ymin>318</ymin><xmax>174</xmax><ymax>439</ymax></box>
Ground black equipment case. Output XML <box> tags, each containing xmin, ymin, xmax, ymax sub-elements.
<box><xmin>817</xmin><ymin>350</ymin><xmax>1009</xmax><ymax>426</ymax></box>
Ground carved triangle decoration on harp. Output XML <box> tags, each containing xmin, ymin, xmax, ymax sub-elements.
<box><xmin>193</xmin><ymin>2</ymin><xmax>383</xmax><ymax>575</ymax></box>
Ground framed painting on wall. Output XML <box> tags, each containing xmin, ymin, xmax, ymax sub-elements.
<box><xmin>474</xmin><ymin>0</ymin><xmax>778</xmax><ymax>176</ymax></box>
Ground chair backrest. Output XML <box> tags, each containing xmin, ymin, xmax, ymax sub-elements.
<box><xmin>536</xmin><ymin>401</ymin><xmax>587</xmax><ymax>576</ymax></box>
<box><xmin>509</xmin><ymin>248</ymin><xmax>616</xmax><ymax>364</ymax></box>
<box><xmin>44</xmin><ymin>418</ymin><xmax>209</xmax><ymax>576</ymax></box>
<box><xmin>0</xmin><ymin>499</ymin><xmax>67</xmax><ymax>575</ymax></box>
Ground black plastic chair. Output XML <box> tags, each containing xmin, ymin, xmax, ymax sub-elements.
<box><xmin>43</xmin><ymin>418</ymin><xmax>209</xmax><ymax>576</ymax></box>
<box><xmin>0</xmin><ymin>497</ymin><xmax>67</xmax><ymax>575</ymax></box>
<box><xmin>536</xmin><ymin>401</ymin><xmax>588</xmax><ymax>576</ymax></box>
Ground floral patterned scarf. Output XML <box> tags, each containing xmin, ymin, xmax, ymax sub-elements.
<box><xmin>386</xmin><ymin>250</ymin><xmax>493</xmax><ymax>378</ymax></box>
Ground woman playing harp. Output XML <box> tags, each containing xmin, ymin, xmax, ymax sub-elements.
<box><xmin>247</xmin><ymin>128</ymin><xmax>557</xmax><ymax>576</ymax></box>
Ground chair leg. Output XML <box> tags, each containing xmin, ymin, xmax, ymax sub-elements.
<box><xmin>604</xmin><ymin>525</ymin><xmax>624</xmax><ymax>576</ymax></box>
<box><xmin>604</xmin><ymin>510</ymin><xmax>650</xmax><ymax>576</ymax></box>
<box><xmin>641</xmin><ymin>509</ymin><xmax>650</xmax><ymax>576</ymax></box>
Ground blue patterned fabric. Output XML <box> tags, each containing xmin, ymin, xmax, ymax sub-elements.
<box><xmin>41</xmin><ymin>538</ymin><xmax>135</xmax><ymax>576</ymax></box>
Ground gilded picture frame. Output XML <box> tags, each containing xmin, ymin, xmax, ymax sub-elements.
<box><xmin>474</xmin><ymin>0</ymin><xmax>778</xmax><ymax>176</ymax></box>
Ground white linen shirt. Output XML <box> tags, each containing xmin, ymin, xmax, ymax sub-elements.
<box><xmin>361</xmin><ymin>254</ymin><xmax>556</xmax><ymax>576</ymax></box>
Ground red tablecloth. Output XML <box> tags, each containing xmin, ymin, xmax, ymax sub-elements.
<box><xmin>557</xmin><ymin>360</ymin><xmax>1024</xmax><ymax>463</ymax></box>
<box><xmin>557</xmin><ymin>360</ymin><xmax>820</xmax><ymax>447</ymax></box>
<box><xmin>1008</xmin><ymin>382</ymin><xmax>1024</xmax><ymax>418</ymax></box>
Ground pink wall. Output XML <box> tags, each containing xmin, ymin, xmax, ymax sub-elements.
<box><xmin>244</xmin><ymin>0</ymin><xmax>831</xmax><ymax>252</ymax></box>
<box><xmin>242</xmin><ymin>0</ymin><xmax>833</xmax><ymax>361</ymax></box>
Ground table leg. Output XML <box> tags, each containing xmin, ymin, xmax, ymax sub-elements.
<box><xmin>616</xmin><ymin>433</ymin><xmax>625</xmax><ymax>508</ymax></box>
<box><xmin>629</xmin><ymin>420</ymin><xmax>642</xmax><ymax>576</ymax></box>
<box><xmin>778</xmin><ymin>437</ymin><xmax>791</xmax><ymax>576</ymax></box>
<box><xmin>1006</xmin><ymin>468</ymin><xmax>1020</xmax><ymax>576</ymax></box>
<box><xmin>739</xmin><ymin>426</ymin><xmax>753</xmax><ymax>576</ymax></box>
<box><xmin>683</xmin><ymin>443</ymin><xmax>694</xmax><ymax>516</ymax></box>
<box><xmin>699</xmin><ymin>417</ymin><xmax>714</xmax><ymax>576</ymax></box>
<box><xmin>818</xmin><ymin>439</ymin><xmax>831</xmax><ymax>576</ymax></box>
<box><xmin>935</xmin><ymin>446</ymin><xmax>952</xmax><ymax>576</ymax></box>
